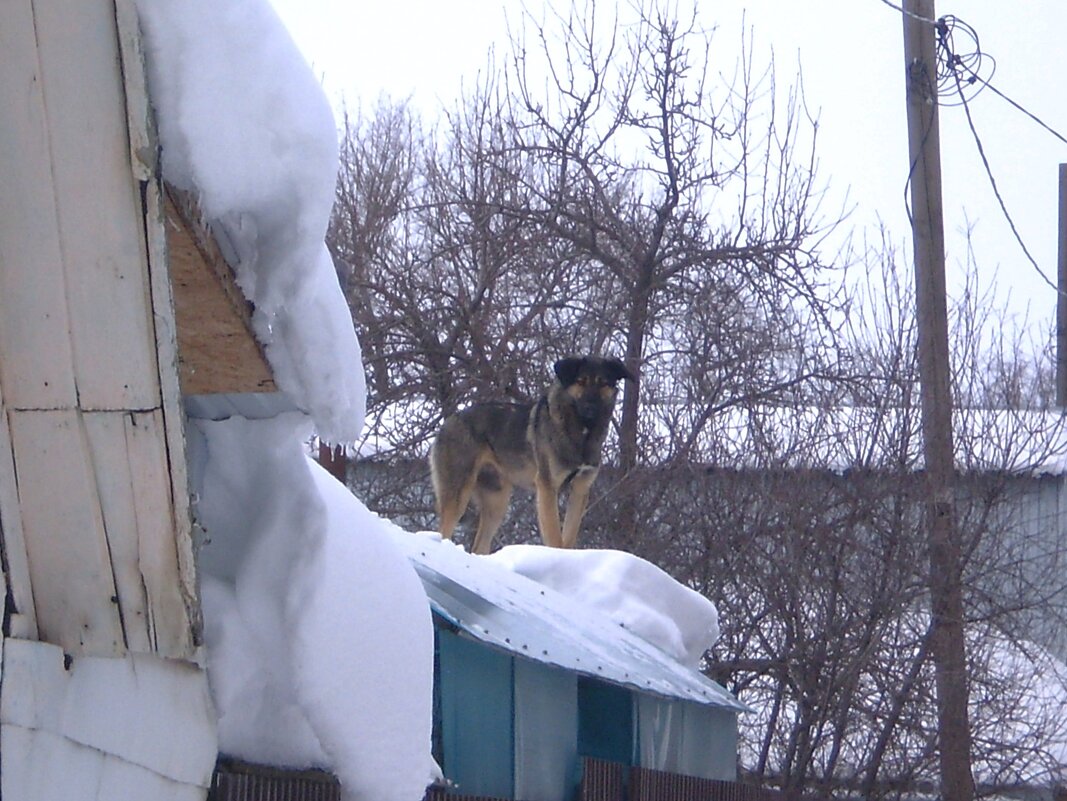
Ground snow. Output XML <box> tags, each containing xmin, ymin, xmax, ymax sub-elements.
<box><xmin>190</xmin><ymin>415</ymin><xmax>438</xmax><ymax>799</ymax></box>
<box><xmin>390</xmin><ymin>532</ymin><xmax>742</xmax><ymax>710</ymax></box>
<box><xmin>134</xmin><ymin>0</ymin><xmax>439</xmax><ymax>797</ymax></box>
<box><xmin>488</xmin><ymin>545</ymin><xmax>720</xmax><ymax>670</ymax></box>
<box><xmin>136</xmin><ymin>0</ymin><xmax>365</xmax><ymax>443</ymax></box>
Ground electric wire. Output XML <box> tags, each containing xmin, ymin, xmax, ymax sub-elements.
<box><xmin>933</xmin><ymin>14</ymin><xmax>1062</xmax><ymax>292</ymax></box>
<box><xmin>882</xmin><ymin>5</ymin><xmax>1067</xmax><ymax>294</ymax></box>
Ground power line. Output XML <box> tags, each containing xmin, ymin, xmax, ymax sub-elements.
<box><xmin>934</xmin><ymin>16</ymin><xmax>1063</xmax><ymax>292</ymax></box>
<box><xmin>881</xmin><ymin>4</ymin><xmax>1067</xmax><ymax>294</ymax></box>
<box><xmin>876</xmin><ymin>0</ymin><xmax>937</xmax><ymax>26</ymax></box>
<box><xmin>951</xmin><ymin>74</ymin><xmax>1058</xmax><ymax>293</ymax></box>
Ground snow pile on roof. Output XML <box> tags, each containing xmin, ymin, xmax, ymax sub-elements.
<box><xmin>136</xmin><ymin>0</ymin><xmax>364</xmax><ymax>442</ymax></box>
<box><xmin>191</xmin><ymin>415</ymin><xmax>438</xmax><ymax>799</ymax></box>
<box><xmin>390</xmin><ymin>532</ymin><xmax>743</xmax><ymax>710</ymax></box>
<box><xmin>488</xmin><ymin>545</ymin><xmax>720</xmax><ymax>669</ymax></box>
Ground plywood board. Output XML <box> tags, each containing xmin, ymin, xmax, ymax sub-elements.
<box><xmin>32</xmin><ymin>0</ymin><xmax>160</xmax><ymax>411</ymax></box>
<box><xmin>9</xmin><ymin>409</ymin><xmax>125</xmax><ymax>656</ymax></box>
<box><xmin>166</xmin><ymin>191</ymin><xmax>278</xmax><ymax>396</ymax></box>
<box><xmin>0</xmin><ymin>0</ymin><xmax>78</xmax><ymax>410</ymax></box>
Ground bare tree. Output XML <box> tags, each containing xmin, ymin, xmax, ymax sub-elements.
<box><xmin>326</xmin><ymin>10</ymin><xmax>1067</xmax><ymax>799</ymax></box>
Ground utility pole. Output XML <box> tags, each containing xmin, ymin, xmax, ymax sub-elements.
<box><xmin>901</xmin><ymin>3</ymin><xmax>976</xmax><ymax>800</ymax></box>
<box><xmin>1057</xmin><ymin>163</ymin><xmax>1067</xmax><ymax>407</ymax></box>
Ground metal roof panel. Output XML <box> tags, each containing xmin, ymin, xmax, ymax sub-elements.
<box><xmin>390</xmin><ymin>531</ymin><xmax>748</xmax><ymax>712</ymax></box>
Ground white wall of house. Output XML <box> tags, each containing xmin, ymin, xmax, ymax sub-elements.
<box><xmin>0</xmin><ymin>0</ymin><xmax>216</xmax><ymax>797</ymax></box>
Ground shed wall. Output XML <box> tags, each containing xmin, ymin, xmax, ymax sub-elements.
<box><xmin>0</xmin><ymin>0</ymin><xmax>198</xmax><ymax>659</ymax></box>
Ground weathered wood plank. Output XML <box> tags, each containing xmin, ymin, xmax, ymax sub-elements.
<box><xmin>32</xmin><ymin>0</ymin><xmax>160</xmax><ymax>410</ymax></box>
<box><xmin>115</xmin><ymin>0</ymin><xmax>204</xmax><ymax>650</ymax></box>
<box><xmin>82</xmin><ymin>412</ymin><xmax>152</xmax><ymax>653</ymax></box>
<box><xmin>84</xmin><ymin>409</ymin><xmax>195</xmax><ymax>656</ymax></box>
<box><xmin>0</xmin><ymin>0</ymin><xmax>78</xmax><ymax>410</ymax></box>
<box><xmin>0</xmin><ymin>380</ymin><xmax>39</xmax><ymax>639</ymax></box>
<box><xmin>121</xmin><ymin>410</ymin><xmax>195</xmax><ymax>656</ymax></box>
<box><xmin>1</xmin><ymin>726</ymin><xmax>209</xmax><ymax>801</ymax></box>
<box><xmin>9</xmin><ymin>410</ymin><xmax>125</xmax><ymax>656</ymax></box>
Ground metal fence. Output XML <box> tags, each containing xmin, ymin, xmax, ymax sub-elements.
<box><xmin>210</xmin><ymin>759</ymin><xmax>784</xmax><ymax>801</ymax></box>
<box><xmin>627</xmin><ymin>765</ymin><xmax>783</xmax><ymax>801</ymax></box>
<box><xmin>210</xmin><ymin>761</ymin><xmax>339</xmax><ymax>801</ymax></box>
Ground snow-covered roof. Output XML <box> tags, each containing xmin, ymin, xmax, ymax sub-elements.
<box><xmin>137</xmin><ymin>0</ymin><xmax>365</xmax><ymax>443</ymax></box>
<box><xmin>694</xmin><ymin>405</ymin><xmax>1067</xmax><ymax>476</ymax></box>
<box><xmin>389</xmin><ymin>532</ymin><xmax>748</xmax><ymax>712</ymax></box>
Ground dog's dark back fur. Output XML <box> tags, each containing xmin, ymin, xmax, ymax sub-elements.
<box><xmin>430</xmin><ymin>355</ymin><xmax>634</xmax><ymax>553</ymax></box>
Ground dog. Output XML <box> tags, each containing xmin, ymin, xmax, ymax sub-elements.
<box><xmin>430</xmin><ymin>356</ymin><xmax>635</xmax><ymax>554</ymax></box>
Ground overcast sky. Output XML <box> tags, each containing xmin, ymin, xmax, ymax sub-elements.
<box><xmin>268</xmin><ymin>0</ymin><xmax>1067</xmax><ymax>343</ymax></box>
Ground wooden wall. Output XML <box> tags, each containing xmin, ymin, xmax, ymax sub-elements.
<box><xmin>0</xmin><ymin>0</ymin><xmax>198</xmax><ymax>659</ymax></box>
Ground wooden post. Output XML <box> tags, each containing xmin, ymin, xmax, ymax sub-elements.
<box><xmin>902</xmin><ymin>3</ymin><xmax>976</xmax><ymax>801</ymax></box>
<box><xmin>1057</xmin><ymin>163</ymin><xmax>1067</xmax><ymax>407</ymax></box>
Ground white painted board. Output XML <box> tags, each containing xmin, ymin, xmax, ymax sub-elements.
<box><xmin>0</xmin><ymin>0</ymin><xmax>79</xmax><ymax>410</ymax></box>
<box><xmin>0</xmin><ymin>638</ymin><xmax>216</xmax><ymax>789</ymax></box>
<box><xmin>31</xmin><ymin>0</ymin><xmax>161</xmax><ymax>411</ymax></box>
<box><xmin>8</xmin><ymin>409</ymin><xmax>125</xmax><ymax>656</ymax></box>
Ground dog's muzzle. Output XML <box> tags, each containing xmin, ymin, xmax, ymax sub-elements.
<box><xmin>576</xmin><ymin>401</ymin><xmax>600</xmax><ymax>428</ymax></box>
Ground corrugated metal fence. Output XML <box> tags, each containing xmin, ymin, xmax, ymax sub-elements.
<box><xmin>627</xmin><ymin>765</ymin><xmax>783</xmax><ymax>801</ymax></box>
<box><xmin>211</xmin><ymin>759</ymin><xmax>784</xmax><ymax>801</ymax></box>
<box><xmin>210</xmin><ymin>762</ymin><xmax>340</xmax><ymax>801</ymax></box>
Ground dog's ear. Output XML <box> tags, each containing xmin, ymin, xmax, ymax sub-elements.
<box><xmin>605</xmin><ymin>358</ymin><xmax>637</xmax><ymax>384</ymax></box>
<box><xmin>553</xmin><ymin>357</ymin><xmax>585</xmax><ymax>387</ymax></box>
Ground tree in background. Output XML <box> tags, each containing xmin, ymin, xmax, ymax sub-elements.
<box><xmin>326</xmin><ymin>2</ymin><xmax>1067</xmax><ymax>797</ymax></box>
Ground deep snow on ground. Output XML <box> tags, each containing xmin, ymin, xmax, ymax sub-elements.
<box><xmin>190</xmin><ymin>415</ymin><xmax>439</xmax><ymax>799</ymax></box>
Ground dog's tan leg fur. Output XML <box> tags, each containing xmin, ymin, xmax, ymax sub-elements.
<box><xmin>535</xmin><ymin>472</ymin><xmax>564</xmax><ymax>548</ymax></box>
<box><xmin>561</xmin><ymin>470</ymin><xmax>596</xmax><ymax>548</ymax></box>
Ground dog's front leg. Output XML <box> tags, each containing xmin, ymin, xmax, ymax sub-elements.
<box><xmin>535</xmin><ymin>472</ymin><xmax>564</xmax><ymax>548</ymax></box>
<box><xmin>560</xmin><ymin>468</ymin><xmax>596</xmax><ymax>549</ymax></box>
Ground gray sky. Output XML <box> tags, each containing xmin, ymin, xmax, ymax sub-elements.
<box><xmin>270</xmin><ymin>0</ymin><xmax>1067</xmax><ymax>343</ymax></box>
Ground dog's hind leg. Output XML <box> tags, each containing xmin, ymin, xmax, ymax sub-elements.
<box><xmin>534</xmin><ymin>472</ymin><xmax>564</xmax><ymax>548</ymax></box>
<box><xmin>471</xmin><ymin>479</ymin><xmax>512</xmax><ymax>555</ymax></box>
<box><xmin>560</xmin><ymin>468</ymin><xmax>597</xmax><ymax>548</ymax></box>
<box><xmin>436</xmin><ymin>473</ymin><xmax>478</xmax><ymax>541</ymax></box>
<box><xmin>430</xmin><ymin>428</ymin><xmax>482</xmax><ymax>540</ymax></box>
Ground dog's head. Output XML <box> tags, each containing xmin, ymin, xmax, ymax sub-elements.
<box><xmin>553</xmin><ymin>356</ymin><xmax>636</xmax><ymax>428</ymax></box>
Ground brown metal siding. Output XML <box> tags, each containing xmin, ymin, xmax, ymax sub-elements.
<box><xmin>579</xmin><ymin>757</ymin><xmax>626</xmax><ymax>801</ymax></box>
<box><xmin>210</xmin><ymin>764</ymin><xmax>340</xmax><ymax>801</ymax></box>
<box><xmin>629</xmin><ymin>766</ymin><xmax>784</xmax><ymax>801</ymax></box>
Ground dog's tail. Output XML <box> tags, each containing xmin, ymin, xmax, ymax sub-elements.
<box><xmin>429</xmin><ymin>417</ymin><xmax>483</xmax><ymax>540</ymax></box>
